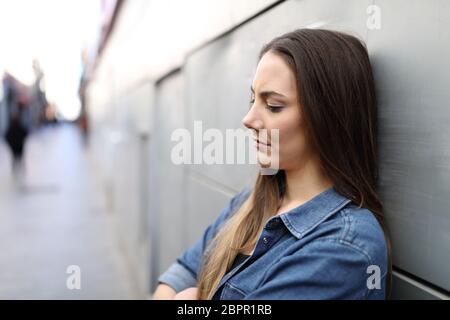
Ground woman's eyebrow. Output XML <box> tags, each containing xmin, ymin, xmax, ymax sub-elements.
<box><xmin>250</xmin><ymin>86</ymin><xmax>287</xmax><ymax>98</ymax></box>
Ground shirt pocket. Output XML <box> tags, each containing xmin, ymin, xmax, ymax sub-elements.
<box><xmin>220</xmin><ymin>282</ymin><xmax>247</xmax><ymax>300</ymax></box>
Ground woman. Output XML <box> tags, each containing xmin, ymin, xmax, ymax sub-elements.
<box><xmin>154</xmin><ymin>28</ymin><xmax>391</xmax><ymax>300</ymax></box>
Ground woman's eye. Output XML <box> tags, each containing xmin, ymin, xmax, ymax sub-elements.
<box><xmin>249</xmin><ymin>98</ymin><xmax>255</xmax><ymax>108</ymax></box>
<box><xmin>267</xmin><ymin>105</ymin><xmax>283</xmax><ymax>113</ymax></box>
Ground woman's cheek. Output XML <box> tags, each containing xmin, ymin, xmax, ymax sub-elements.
<box><xmin>279</xmin><ymin>131</ymin><xmax>307</xmax><ymax>168</ymax></box>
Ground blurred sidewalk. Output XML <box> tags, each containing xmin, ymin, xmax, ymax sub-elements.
<box><xmin>0</xmin><ymin>124</ymin><xmax>140</xmax><ymax>299</ymax></box>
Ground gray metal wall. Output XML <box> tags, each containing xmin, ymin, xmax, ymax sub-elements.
<box><xmin>109</xmin><ymin>83</ymin><xmax>153</xmax><ymax>296</ymax></box>
<box><xmin>147</xmin><ymin>0</ymin><xmax>450</xmax><ymax>299</ymax></box>
<box><xmin>150</xmin><ymin>72</ymin><xmax>188</xmax><ymax>290</ymax></box>
<box><xmin>372</xmin><ymin>0</ymin><xmax>450</xmax><ymax>299</ymax></box>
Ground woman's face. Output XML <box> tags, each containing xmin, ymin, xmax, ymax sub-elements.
<box><xmin>242</xmin><ymin>51</ymin><xmax>312</xmax><ymax>170</ymax></box>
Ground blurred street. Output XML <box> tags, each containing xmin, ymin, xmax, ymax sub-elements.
<box><xmin>0</xmin><ymin>124</ymin><xmax>139</xmax><ymax>299</ymax></box>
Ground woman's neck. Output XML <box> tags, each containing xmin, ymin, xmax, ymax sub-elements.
<box><xmin>281</xmin><ymin>156</ymin><xmax>333</xmax><ymax>210</ymax></box>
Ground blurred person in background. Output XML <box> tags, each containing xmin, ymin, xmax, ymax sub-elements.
<box><xmin>4</xmin><ymin>106</ymin><xmax>29</xmax><ymax>180</ymax></box>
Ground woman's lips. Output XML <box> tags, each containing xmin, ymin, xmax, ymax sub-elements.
<box><xmin>254</xmin><ymin>139</ymin><xmax>271</xmax><ymax>150</ymax></box>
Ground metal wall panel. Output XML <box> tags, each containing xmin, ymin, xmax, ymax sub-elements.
<box><xmin>185</xmin><ymin>175</ymin><xmax>234</xmax><ymax>246</ymax></box>
<box><xmin>150</xmin><ymin>71</ymin><xmax>188</xmax><ymax>289</ymax></box>
<box><xmin>111</xmin><ymin>83</ymin><xmax>153</xmax><ymax>295</ymax></box>
<box><xmin>368</xmin><ymin>0</ymin><xmax>450</xmax><ymax>292</ymax></box>
<box><xmin>392</xmin><ymin>273</ymin><xmax>449</xmax><ymax>300</ymax></box>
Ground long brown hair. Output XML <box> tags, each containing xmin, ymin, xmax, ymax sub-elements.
<box><xmin>197</xmin><ymin>28</ymin><xmax>392</xmax><ymax>300</ymax></box>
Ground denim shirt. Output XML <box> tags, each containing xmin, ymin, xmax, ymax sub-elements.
<box><xmin>158</xmin><ymin>186</ymin><xmax>388</xmax><ymax>300</ymax></box>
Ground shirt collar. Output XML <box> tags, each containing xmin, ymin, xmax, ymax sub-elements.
<box><xmin>278</xmin><ymin>186</ymin><xmax>352</xmax><ymax>239</ymax></box>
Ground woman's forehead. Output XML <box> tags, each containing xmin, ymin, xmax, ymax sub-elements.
<box><xmin>252</xmin><ymin>52</ymin><xmax>296</xmax><ymax>95</ymax></box>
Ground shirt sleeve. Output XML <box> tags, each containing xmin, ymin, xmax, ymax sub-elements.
<box><xmin>157</xmin><ymin>188</ymin><xmax>251</xmax><ymax>293</ymax></box>
<box><xmin>243</xmin><ymin>239</ymin><xmax>386</xmax><ymax>300</ymax></box>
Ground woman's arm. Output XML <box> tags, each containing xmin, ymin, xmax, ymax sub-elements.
<box><xmin>174</xmin><ymin>287</ymin><xmax>198</xmax><ymax>300</ymax></box>
<box><xmin>153</xmin><ymin>284</ymin><xmax>198</xmax><ymax>300</ymax></box>
<box><xmin>152</xmin><ymin>283</ymin><xmax>177</xmax><ymax>300</ymax></box>
<box><xmin>155</xmin><ymin>188</ymin><xmax>252</xmax><ymax>296</ymax></box>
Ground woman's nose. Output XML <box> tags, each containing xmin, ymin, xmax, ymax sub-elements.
<box><xmin>242</xmin><ymin>106</ymin><xmax>263</xmax><ymax>130</ymax></box>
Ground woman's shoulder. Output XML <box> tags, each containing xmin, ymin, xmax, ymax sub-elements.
<box><xmin>212</xmin><ymin>187</ymin><xmax>252</xmax><ymax>226</ymax></box>
<box><xmin>332</xmin><ymin>203</ymin><xmax>388</xmax><ymax>268</ymax></box>
<box><xmin>227</xmin><ymin>187</ymin><xmax>252</xmax><ymax>213</ymax></box>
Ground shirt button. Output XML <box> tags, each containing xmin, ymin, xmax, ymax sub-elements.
<box><xmin>263</xmin><ymin>237</ymin><xmax>269</xmax><ymax>245</ymax></box>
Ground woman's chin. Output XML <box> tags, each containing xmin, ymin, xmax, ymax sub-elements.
<box><xmin>257</xmin><ymin>153</ymin><xmax>280</xmax><ymax>169</ymax></box>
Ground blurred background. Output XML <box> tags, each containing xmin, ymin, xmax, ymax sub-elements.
<box><xmin>0</xmin><ymin>0</ymin><xmax>449</xmax><ymax>299</ymax></box>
